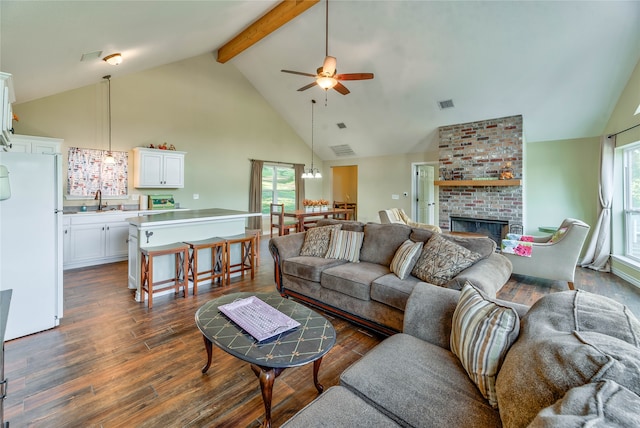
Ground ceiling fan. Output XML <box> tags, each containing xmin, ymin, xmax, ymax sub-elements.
<box><xmin>281</xmin><ymin>0</ymin><xmax>374</xmax><ymax>95</ymax></box>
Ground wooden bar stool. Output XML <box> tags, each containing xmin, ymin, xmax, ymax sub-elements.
<box><xmin>183</xmin><ymin>237</ymin><xmax>227</xmax><ymax>295</ymax></box>
<box><xmin>244</xmin><ymin>228</ymin><xmax>262</xmax><ymax>267</ymax></box>
<box><xmin>140</xmin><ymin>242</ymin><xmax>189</xmax><ymax>309</ymax></box>
<box><xmin>225</xmin><ymin>232</ymin><xmax>257</xmax><ymax>285</ymax></box>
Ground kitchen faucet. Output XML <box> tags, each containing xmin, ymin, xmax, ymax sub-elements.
<box><xmin>94</xmin><ymin>189</ymin><xmax>105</xmax><ymax>211</ymax></box>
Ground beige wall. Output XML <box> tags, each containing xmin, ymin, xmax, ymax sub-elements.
<box><xmin>13</xmin><ymin>54</ymin><xmax>316</xmax><ymax>211</ymax></box>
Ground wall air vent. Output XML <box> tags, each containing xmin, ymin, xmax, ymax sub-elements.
<box><xmin>330</xmin><ymin>144</ymin><xmax>355</xmax><ymax>156</ymax></box>
<box><xmin>337</xmin><ymin>122</ymin><xmax>347</xmax><ymax>129</ymax></box>
<box><xmin>438</xmin><ymin>99</ymin><xmax>455</xmax><ymax>110</ymax></box>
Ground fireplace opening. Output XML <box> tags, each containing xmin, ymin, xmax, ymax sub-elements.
<box><xmin>449</xmin><ymin>217</ymin><xmax>509</xmax><ymax>248</ymax></box>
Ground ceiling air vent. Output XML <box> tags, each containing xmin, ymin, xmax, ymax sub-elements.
<box><xmin>80</xmin><ymin>50</ymin><xmax>103</xmax><ymax>62</ymax></box>
<box><xmin>337</xmin><ymin>122</ymin><xmax>347</xmax><ymax>129</ymax></box>
<box><xmin>330</xmin><ymin>144</ymin><xmax>355</xmax><ymax>157</ymax></box>
<box><xmin>438</xmin><ymin>99</ymin><xmax>455</xmax><ymax>110</ymax></box>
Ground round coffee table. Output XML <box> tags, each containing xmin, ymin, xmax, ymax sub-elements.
<box><xmin>195</xmin><ymin>292</ymin><xmax>336</xmax><ymax>428</ymax></box>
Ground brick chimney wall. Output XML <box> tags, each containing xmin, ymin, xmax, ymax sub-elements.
<box><xmin>438</xmin><ymin>115</ymin><xmax>523</xmax><ymax>231</ymax></box>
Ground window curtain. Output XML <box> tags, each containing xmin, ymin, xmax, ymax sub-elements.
<box><xmin>248</xmin><ymin>159</ymin><xmax>263</xmax><ymax>230</ymax></box>
<box><xmin>294</xmin><ymin>163</ymin><xmax>305</xmax><ymax>210</ymax></box>
<box><xmin>580</xmin><ymin>135</ymin><xmax>615</xmax><ymax>272</ymax></box>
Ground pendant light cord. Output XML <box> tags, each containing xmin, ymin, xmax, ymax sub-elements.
<box><xmin>311</xmin><ymin>99</ymin><xmax>316</xmax><ymax>171</ymax></box>
<box><xmin>103</xmin><ymin>75</ymin><xmax>112</xmax><ymax>153</ymax></box>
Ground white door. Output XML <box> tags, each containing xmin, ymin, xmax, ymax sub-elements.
<box><xmin>162</xmin><ymin>153</ymin><xmax>184</xmax><ymax>187</ymax></box>
<box><xmin>139</xmin><ymin>151</ymin><xmax>164</xmax><ymax>186</ymax></box>
<box><xmin>105</xmin><ymin>222</ymin><xmax>130</xmax><ymax>257</ymax></box>
<box><xmin>415</xmin><ymin>165</ymin><xmax>436</xmax><ymax>224</ymax></box>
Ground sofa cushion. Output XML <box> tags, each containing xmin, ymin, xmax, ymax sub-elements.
<box><xmin>370</xmin><ymin>273</ymin><xmax>421</xmax><ymax>311</ymax></box>
<box><xmin>283</xmin><ymin>256</ymin><xmax>348</xmax><ymax>282</ymax></box>
<box><xmin>411</xmin><ymin>233</ymin><xmax>483</xmax><ymax>286</ymax></box>
<box><xmin>359</xmin><ymin>223</ymin><xmax>412</xmax><ymax>266</ymax></box>
<box><xmin>410</xmin><ymin>228</ymin><xmax>496</xmax><ymax>259</ymax></box>
<box><xmin>325</xmin><ymin>229</ymin><xmax>365</xmax><ymax>263</ymax></box>
<box><xmin>389</xmin><ymin>239</ymin><xmax>423</xmax><ymax>280</ymax></box>
<box><xmin>321</xmin><ymin>262</ymin><xmax>390</xmax><ymax>301</ymax></box>
<box><xmin>450</xmin><ymin>282</ymin><xmax>520</xmax><ymax>408</ymax></box>
<box><xmin>281</xmin><ymin>386</ymin><xmax>401</xmax><ymax>427</ymax></box>
<box><xmin>496</xmin><ymin>290</ymin><xmax>640</xmax><ymax>428</ymax></box>
<box><xmin>340</xmin><ymin>333</ymin><xmax>502</xmax><ymax>427</ymax></box>
<box><xmin>300</xmin><ymin>224</ymin><xmax>342</xmax><ymax>257</ymax></box>
<box><xmin>528</xmin><ymin>380</ymin><xmax>640</xmax><ymax>428</ymax></box>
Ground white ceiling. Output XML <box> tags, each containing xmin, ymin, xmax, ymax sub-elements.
<box><xmin>2</xmin><ymin>1</ymin><xmax>639</xmax><ymax>160</ymax></box>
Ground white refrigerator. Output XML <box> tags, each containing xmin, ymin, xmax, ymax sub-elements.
<box><xmin>0</xmin><ymin>151</ymin><xmax>63</xmax><ymax>340</ymax></box>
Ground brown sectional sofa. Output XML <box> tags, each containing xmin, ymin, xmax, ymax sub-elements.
<box><xmin>268</xmin><ymin>219</ymin><xmax>513</xmax><ymax>335</ymax></box>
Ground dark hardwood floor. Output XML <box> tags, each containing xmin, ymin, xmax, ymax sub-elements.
<box><xmin>4</xmin><ymin>240</ymin><xmax>640</xmax><ymax>427</ymax></box>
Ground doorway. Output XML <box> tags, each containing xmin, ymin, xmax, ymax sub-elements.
<box><xmin>412</xmin><ymin>163</ymin><xmax>437</xmax><ymax>225</ymax></box>
<box><xmin>332</xmin><ymin>165</ymin><xmax>358</xmax><ymax>219</ymax></box>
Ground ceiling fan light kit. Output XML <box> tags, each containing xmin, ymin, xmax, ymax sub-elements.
<box><xmin>281</xmin><ymin>0</ymin><xmax>373</xmax><ymax>95</ymax></box>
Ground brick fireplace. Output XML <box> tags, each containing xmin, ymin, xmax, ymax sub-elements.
<box><xmin>438</xmin><ymin>115</ymin><xmax>523</xmax><ymax>244</ymax></box>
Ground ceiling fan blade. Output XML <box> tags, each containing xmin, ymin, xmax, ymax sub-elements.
<box><xmin>281</xmin><ymin>70</ymin><xmax>317</xmax><ymax>78</ymax></box>
<box><xmin>333</xmin><ymin>82</ymin><xmax>350</xmax><ymax>95</ymax></box>
<box><xmin>335</xmin><ymin>73</ymin><xmax>374</xmax><ymax>81</ymax></box>
<box><xmin>297</xmin><ymin>82</ymin><xmax>318</xmax><ymax>92</ymax></box>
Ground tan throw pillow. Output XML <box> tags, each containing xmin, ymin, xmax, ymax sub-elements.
<box><xmin>411</xmin><ymin>233</ymin><xmax>482</xmax><ymax>286</ymax></box>
<box><xmin>390</xmin><ymin>240</ymin><xmax>424</xmax><ymax>280</ymax></box>
<box><xmin>450</xmin><ymin>282</ymin><xmax>520</xmax><ymax>408</ymax></box>
<box><xmin>325</xmin><ymin>230</ymin><xmax>365</xmax><ymax>263</ymax></box>
<box><xmin>300</xmin><ymin>224</ymin><xmax>342</xmax><ymax>257</ymax></box>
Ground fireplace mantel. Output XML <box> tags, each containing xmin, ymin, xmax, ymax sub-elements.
<box><xmin>434</xmin><ymin>179</ymin><xmax>521</xmax><ymax>187</ymax></box>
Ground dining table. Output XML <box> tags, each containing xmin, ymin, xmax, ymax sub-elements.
<box><xmin>284</xmin><ymin>207</ymin><xmax>353</xmax><ymax>232</ymax></box>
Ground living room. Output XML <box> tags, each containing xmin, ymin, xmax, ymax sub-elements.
<box><xmin>2</xmin><ymin>1</ymin><xmax>640</xmax><ymax>426</ymax></box>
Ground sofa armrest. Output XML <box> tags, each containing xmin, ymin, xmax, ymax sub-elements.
<box><xmin>448</xmin><ymin>253</ymin><xmax>512</xmax><ymax>297</ymax></box>
<box><xmin>403</xmin><ymin>283</ymin><xmax>459</xmax><ymax>350</ymax></box>
<box><xmin>268</xmin><ymin>232</ymin><xmax>306</xmax><ymax>293</ymax></box>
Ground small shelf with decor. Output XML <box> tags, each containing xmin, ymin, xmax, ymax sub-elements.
<box><xmin>434</xmin><ymin>179</ymin><xmax>521</xmax><ymax>187</ymax></box>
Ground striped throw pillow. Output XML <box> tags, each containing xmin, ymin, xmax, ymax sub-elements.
<box><xmin>390</xmin><ymin>240</ymin><xmax>424</xmax><ymax>279</ymax></box>
<box><xmin>450</xmin><ymin>282</ymin><xmax>520</xmax><ymax>409</ymax></box>
<box><xmin>325</xmin><ymin>230</ymin><xmax>365</xmax><ymax>263</ymax></box>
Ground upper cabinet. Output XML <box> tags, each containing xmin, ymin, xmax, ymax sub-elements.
<box><xmin>132</xmin><ymin>147</ymin><xmax>186</xmax><ymax>188</ymax></box>
<box><xmin>0</xmin><ymin>72</ymin><xmax>15</xmax><ymax>149</ymax></box>
<box><xmin>8</xmin><ymin>134</ymin><xmax>62</xmax><ymax>154</ymax></box>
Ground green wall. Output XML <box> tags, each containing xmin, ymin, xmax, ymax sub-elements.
<box><xmin>524</xmin><ymin>137</ymin><xmax>599</xmax><ymax>236</ymax></box>
<box><xmin>13</xmin><ymin>54</ymin><xmax>321</xmax><ymax>211</ymax></box>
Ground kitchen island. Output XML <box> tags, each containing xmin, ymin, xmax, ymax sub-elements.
<box><xmin>127</xmin><ymin>208</ymin><xmax>260</xmax><ymax>302</ymax></box>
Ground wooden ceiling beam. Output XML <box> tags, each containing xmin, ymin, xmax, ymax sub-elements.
<box><xmin>216</xmin><ymin>0</ymin><xmax>320</xmax><ymax>64</ymax></box>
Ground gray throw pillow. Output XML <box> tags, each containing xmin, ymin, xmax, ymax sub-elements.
<box><xmin>300</xmin><ymin>224</ymin><xmax>342</xmax><ymax>257</ymax></box>
<box><xmin>411</xmin><ymin>233</ymin><xmax>482</xmax><ymax>286</ymax></box>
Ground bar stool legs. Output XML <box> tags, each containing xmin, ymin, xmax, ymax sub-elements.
<box><xmin>140</xmin><ymin>243</ymin><xmax>190</xmax><ymax>309</ymax></box>
<box><xmin>225</xmin><ymin>233</ymin><xmax>257</xmax><ymax>285</ymax></box>
<box><xmin>184</xmin><ymin>237</ymin><xmax>227</xmax><ymax>295</ymax></box>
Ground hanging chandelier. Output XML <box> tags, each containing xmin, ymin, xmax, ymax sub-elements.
<box><xmin>302</xmin><ymin>99</ymin><xmax>322</xmax><ymax>179</ymax></box>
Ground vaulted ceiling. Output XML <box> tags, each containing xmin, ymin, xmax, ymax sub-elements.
<box><xmin>2</xmin><ymin>1</ymin><xmax>639</xmax><ymax>160</ymax></box>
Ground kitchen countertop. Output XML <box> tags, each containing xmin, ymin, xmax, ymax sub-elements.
<box><xmin>127</xmin><ymin>208</ymin><xmax>260</xmax><ymax>228</ymax></box>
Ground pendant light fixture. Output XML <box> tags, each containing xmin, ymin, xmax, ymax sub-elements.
<box><xmin>103</xmin><ymin>75</ymin><xmax>115</xmax><ymax>164</ymax></box>
<box><xmin>302</xmin><ymin>99</ymin><xmax>322</xmax><ymax>179</ymax></box>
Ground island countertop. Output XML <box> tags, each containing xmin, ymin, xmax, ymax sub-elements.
<box><xmin>127</xmin><ymin>208</ymin><xmax>260</xmax><ymax>228</ymax></box>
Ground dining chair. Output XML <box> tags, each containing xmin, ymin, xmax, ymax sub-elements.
<box><xmin>270</xmin><ymin>203</ymin><xmax>298</xmax><ymax>237</ymax></box>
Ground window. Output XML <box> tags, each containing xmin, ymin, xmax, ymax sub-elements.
<box><xmin>623</xmin><ymin>144</ymin><xmax>640</xmax><ymax>261</ymax></box>
<box><xmin>261</xmin><ymin>164</ymin><xmax>296</xmax><ymax>214</ymax></box>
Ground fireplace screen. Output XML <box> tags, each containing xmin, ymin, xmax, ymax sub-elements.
<box><xmin>449</xmin><ymin>217</ymin><xmax>509</xmax><ymax>248</ymax></box>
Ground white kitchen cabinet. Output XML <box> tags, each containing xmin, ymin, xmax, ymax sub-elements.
<box><xmin>0</xmin><ymin>72</ymin><xmax>15</xmax><ymax>148</ymax></box>
<box><xmin>8</xmin><ymin>134</ymin><xmax>62</xmax><ymax>154</ymax></box>
<box><xmin>63</xmin><ymin>212</ymin><xmax>134</xmax><ymax>270</ymax></box>
<box><xmin>132</xmin><ymin>147</ymin><xmax>185</xmax><ymax>188</ymax></box>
